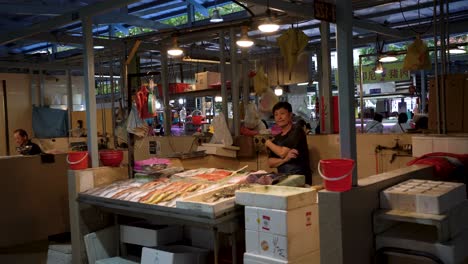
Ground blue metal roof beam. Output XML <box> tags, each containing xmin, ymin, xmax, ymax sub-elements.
<box><xmin>0</xmin><ymin>0</ymin><xmax>146</xmax><ymax>45</ymax></box>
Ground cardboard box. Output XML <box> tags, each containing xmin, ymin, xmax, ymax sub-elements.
<box><xmin>195</xmin><ymin>71</ymin><xmax>220</xmax><ymax>90</ymax></box>
<box><xmin>243</xmin><ymin>250</ymin><xmax>320</xmax><ymax>264</ymax></box>
<box><xmin>236</xmin><ymin>186</ymin><xmax>317</xmax><ymax>210</ymax></box>
<box><xmin>248</xmin><ymin>205</ymin><xmax>319</xmax><ymax>236</ymax></box>
<box><xmin>120</xmin><ymin>223</ymin><xmax>182</xmax><ymax>247</ymax></box>
<box><xmin>197</xmin><ymin>144</ymin><xmax>238</xmax><ymax>158</ymax></box>
<box><xmin>141</xmin><ymin>245</ymin><xmax>209</xmax><ymax>264</ymax></box>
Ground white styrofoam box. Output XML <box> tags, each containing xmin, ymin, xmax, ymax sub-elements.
<box><xmin>188</xmin><ymin>226</ymin><xmax>215</xmax><ymax>250</ymax></box>
<box><xmin>246</xmin><ymin>229</ymin><xmax>260</xmax><ymax>254</ymax></box>
<box><xmin>243</xmin><ymin>250</ymin><xmax>320</xmax><ymax>264</ymax></box>
<box><xmin>236</xmin><ymin>186</ymin><xmax>317</xmax><ymax>210</ymax></box>
<box><xmin>245</xmin><ymin>206</ymin><xmax>260</xmax><ymax>231</ymax></box>
<box><xmin>120</xmin><ymin>223</ymin><xmax>182</xmax><ymax>247</ymax></box>
<box><xmin>95</xmin><ymin>257</ymin><xmax>139</xmax><ymax>264</ymax></box>
<box><xmin>257</xmin><ymin>230</ymin><xmax>318</xmax><ymax>261</ymax></box>
<box><xmin>47</xmin><ymin>243</ymin><xmax>72</xmax><ymax>264</ymax></box>
<box><xmin>84</xmin><ymin>226</ymin><xmax>118</xmax><ymax>264</ymax></box>
<box><xmin>46</xmin><ymin>249</ymin><xmax>72</xmax><ymax>264</ymax></box>
<box><xmin>376</xmin><ymin>223</ymin><xmax>468</xmax><ymax>264</ymax></box>
<box><xmin>141</xmin><ymin>245</ymin><xmax>209</xmax><ymax>264</ymax></box>
<box><xmin>380</xmin><ymin>180</ymin><xmax>466</xmax><ymax>214</ymax></box>
<box><xmin>258</xmin><ymin>205</ymin><xmax>318</xmax><ymax>236</ymax></box>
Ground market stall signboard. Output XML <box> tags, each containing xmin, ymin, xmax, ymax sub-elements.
<box><xmin>313</xmin><ymin>1</ymin><xmax>336</xmax><ymax>23</ymax></box>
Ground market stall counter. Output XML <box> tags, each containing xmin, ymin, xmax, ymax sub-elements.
<box><xmin>69</xmin><ymin>163</ymin><xmax>249</xmax><ymax>264</ymax></box>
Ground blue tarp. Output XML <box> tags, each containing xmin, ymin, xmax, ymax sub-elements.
<box><xmin>32</xmin><ymin>106</ymin><xmax>68</xmax><ymax>138</ymax></box>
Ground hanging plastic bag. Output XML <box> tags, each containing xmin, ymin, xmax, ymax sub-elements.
<box><xmin>127</xmin><ymin>105</ymin><xmax>149</xmax><ymax>137</ymax></box>
<box><xmin>210</xmin><ymin>113</ymin><xmax>233</xmax><ymax>146</ymax></box>
<box><xmin>244</xmin><ymin>102</ymin><xmax>260</xmax><ymax>129</ymax></box>
<box><xmin>277</xmin><ymin>28</ymin><xmax>308</xmax><ymax>79</ymax></box>
<box><xmin>253</xmin><ymin>66</ymin><xmax>269</xmax><ymax>95</ymax></box>
<box><xmin>258</xmin><ymin>89</ymin><xmax>279</xmax><ymax>117</ymax></box>
<box><xmin>403</xmin><ymin>36</ymin><xmax>431</xmax><ymax>71</ymax></box>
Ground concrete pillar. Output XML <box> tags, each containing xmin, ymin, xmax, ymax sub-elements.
<box><xmin>336</xmin><ymin>0</ymin><xmax>358</xmax><ymax>184</ymax></box>
<box><xmin>82</xmin><ymin>16</ymin><xmax>99</xmax><ymax>167</ymax></box>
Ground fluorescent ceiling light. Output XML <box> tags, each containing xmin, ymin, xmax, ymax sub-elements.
<box><xmin>94</xmin><ymin>75</ymin><xmax>121</xmax><ymax>78</ymax></box>
<box><xmin>360</xmin><ymin>94</ymin><xmax>405</xmax><ymax>100</ymax></box>
<box><xmin>448</xmin><ymin>48</ymin><xmax>466</xmax><ymax>54</ymax></box>
<box><xmin>297</xmin><ymin>82</ymin><xmax>309</xmax><ymax>86</ymax></box>
<box><xmin>182</xmin><ymin>56</ymin><xmax>230</xmax><ymax>64</ymax></box>
<box><xmin>93</xmin><ymin>45</ymin><xmax>105</xmax><ymax>50</ymax></box>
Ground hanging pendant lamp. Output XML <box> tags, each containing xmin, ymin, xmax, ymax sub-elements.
<box><xmin>236</xmin><ymin>26</ymin><xmax>254</xmax><ymax>48</ymax></box>
<box><xmin>167</xmin><ymin>36</ymin><xmax>183</xmax><ymax>56</ymax></box>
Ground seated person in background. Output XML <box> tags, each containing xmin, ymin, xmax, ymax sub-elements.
<box><xmin>266</xmin><ymin>102</ymin><xmax>312</xmax><ymax>185</ymax></box>
<box><xmin>390</xmin><ymin>113</ymin><xmax>411</xmax><ymax>133</ymax></box>
<box><xmin>13</xmin><ymin>129</ymin><xmax>42</xmax><ymax>155</ymax></box>
<box><xmin>364</xmin><ymin>113</ymin><xmax>384</xmax><ymax>133</ymax></box>
<box><xmin>297</xmin><ymin>119</ymin><xmax>313</xmax><ymax>135</ymax></box>
<box><xmin>414</xmin><ymin>116</ymin><xmax>429</xmax><ymax>130</ymax></box>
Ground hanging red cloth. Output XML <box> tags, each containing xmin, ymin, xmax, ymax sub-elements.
<box><xmin>135</xmin><ymin>85</ymin><xmax>156</xmax><ymax>119</ymax></box>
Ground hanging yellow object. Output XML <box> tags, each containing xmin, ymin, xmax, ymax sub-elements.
<box><xmin>277</xmin><ymin>28</ymin><xmax>309</xmax><ymax>79</ymax></box>
<box><xmin>403</xmin><ymin>37</ymin><xmax>431</xmax><ymax>71</ymax></box>
<box><xmin>253</xmin><ymin>66</ymin><xmax>269</xmax><ymax>95</ymax></box>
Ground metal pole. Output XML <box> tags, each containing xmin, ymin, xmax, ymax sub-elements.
<box><xmin>439</xmin><ymin>0</ymin><xmax>446</xmax><ymax>134</ymax></box>
<box><xmin>420</xmin><ymin>70</ymin><xmax>426</xmax><ymax>113</ymax></box>
<box><xmin>336</xmin><ymin>0</ymin><xmax>358</xmax><ymax>185</ymax></box>
<box><xmin>219</xmin><ymin>30</ymin><xmax>228</xmax><ymax>123</ymax></box>
<box><xmin>320</xmin><ymin>21</ymin><xmax>333</xmax><ymax>134</ymax></box>
<box><xmin>82</xmin><ymin>16</ymin><xmax>99</xmax><ymax>167</ymax></box>
<box><xmin>433</xmin><ymin>0</ymin><xmax>441</xmax><ymax>134</ymax></box>
<box><xmin>230</xmin><ymin>28</ymin><xmax>240</xmax><ymax>136</ymax></box>
<box><xmin>66</xmin><ymin>69</ymin><xmax>73</xmax><ymax>133</ymax></box>
<box><xmin>29</xmin><ymin>69</ymin><xmax>37</xmax><ymax>106</ymax></box>
<box><xmin>359</xmin><ymin>56</ymin><xmax>364</xmax><ymax>133</ymax></box>
<box><xmin>2</xmin><ymin>80</ymin><xmax>10</xmax><ymax>155</ymax></box>
<box><xmin>242</xmin><ymin>48</ymin><xmax>250</xmax><ymax>107</ymax></box>
<box><xmin>161</xmin><ymin>48</ymin><xmax>171</xmax><ymax>136</ymax></box>
<box><xmin>39</xmin><ymin>69</ymin><xmax>45</xmax><ymax>106</ymax></box>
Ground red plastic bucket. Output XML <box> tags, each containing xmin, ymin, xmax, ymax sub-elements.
<box><xmin>99</xmin><ymin>150</ymin><xmax>123</xmax><ymax>167</ymax></box>
<box><xmin>67</xmin><ymin>151</ymin><xmax>88</xmax><ymax>170</ymax></box>
<box><xmin>318</xmin><ymin>159</ymin><xmax>355</xmax><ymax>192</ymax></box>
<box><xmin>192</xmin><ymin>115</ymin><xmax>203</xmax><ymax>125</ymax></box>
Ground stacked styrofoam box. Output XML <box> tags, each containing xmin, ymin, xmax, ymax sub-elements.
<box><xmin>380</xmin><ymin>179</ymin><xmax>466</xmax><ymax>214</ymax></box>
<box><xmin>236</xmin><ymin>186</ymin><xmax>320</xmax><ymax>264</ymax></box>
